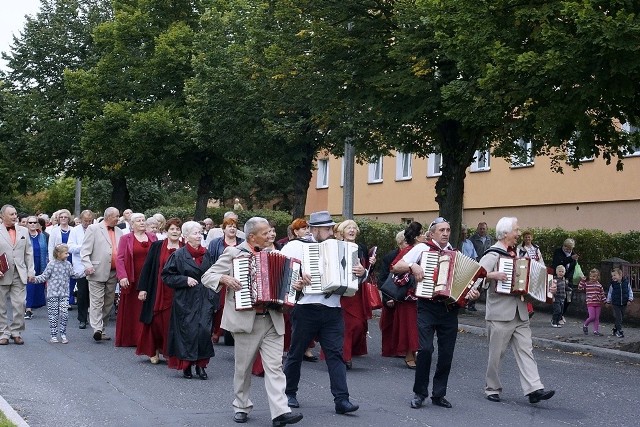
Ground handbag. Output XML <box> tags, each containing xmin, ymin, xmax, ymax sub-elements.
<box><xmin>379</xmin><ymin>272</ymin><xmax>415</xmax><ymax>302</ymax></box>
<box><xmin>365</xmin><ymin>281</ymin><xmax>382</xmax><ymax>310</ymax></box>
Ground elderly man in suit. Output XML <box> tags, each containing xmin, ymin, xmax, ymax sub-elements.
<box><xmin>0</xmin><ymin>204</ymin><xmax>35</xmax><ymax>345</ymax></box>
<box><xmin>68</xmin><ymin>209</ymin><xmax>95</xmax><ymax>329</ymax></box>
<box><xmin>81</xmin><ymin>207</ymin><xmax>122</xmax><ymax>342</ymax></box>
<box><xmin>473</xmin><ymin>217</ymin><xmax>555</xmax><ymax>404</ymax></box>
<box><xmin>201</xmin><ymin>217</ymin><xmax>302</xmax><ymax>427</ymax></box>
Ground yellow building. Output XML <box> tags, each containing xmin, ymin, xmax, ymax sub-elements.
<box><xmin>305</xmin><ymin>147</ymin><xmax>640</xmax><ymax>233</ymax></box>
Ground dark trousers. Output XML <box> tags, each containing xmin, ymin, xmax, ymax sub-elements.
<box><xmin>552</xmin><ymin>298</ymin><xmax>564</xmax><ymax>324</ymax></box>
<box><xmin>413</xmin><ymin>300</ymin><xmax>458</xmax><ymax>399</ymax></box>
<box><xmin>284</xmin><ymin>304</ymin><xmax>349</xmax><ymax>402</ymax></box>
<box><xmin>75</xmin><ymin>277</ymin><xmax>89</xmax><ymax>324</ymax></box>
<box><xmin>612</xmin><ymin>305</ymin><xmax>626</xmax><ymax>331</ymax></box>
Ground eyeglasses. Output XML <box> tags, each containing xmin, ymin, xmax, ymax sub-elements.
<box><xmin>429</xmin><ymin>217</ymin><xmax>449</xmax><ymax>229</ymax></box>
<box><xmin>28</xmin><ymin>221</ymin><xmax>38</xmax><ymax>224</ymax></box>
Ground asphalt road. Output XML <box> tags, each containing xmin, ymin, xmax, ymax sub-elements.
<box><xmin>1</xmin><ymin>307</ymin><xmax>639</xmax><ymax>427</ymax></box>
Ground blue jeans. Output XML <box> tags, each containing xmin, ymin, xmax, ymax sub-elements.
<box><xmin>284</xmin><ymin>304</ymin><xmax>349</xmax><ymax>402</ymax></box>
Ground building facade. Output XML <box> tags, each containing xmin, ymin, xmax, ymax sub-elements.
<box><xmin>304</xmin><ymin>147</ymin><xmax>640</xmax><ymax>233</ymax></box>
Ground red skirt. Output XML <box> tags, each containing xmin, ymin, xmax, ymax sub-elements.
<box><xmin>212</xmin><ymin>287</ymin><xmax>226</xmax><ymax>338</ymax></box>
<box><xmin>167</xmin><ymin>357</ymin><xmax>209</xmax><ymax>370</ymax></box>
<box><xmin>115</xmin><ymin>291</ymin><xmax>144</xmax><ymax>347</ymax></box>
<box><xmin>136</xmin><ymin>308</ymin><xmax>171</xmax><ymax>358</ymax></box>
<box><xmin>380</xmin><ymin>300</ymin><xmax>418</xmax><ymax>357</ymax></box>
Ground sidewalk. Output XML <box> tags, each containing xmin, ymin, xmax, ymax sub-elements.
<box><xmin>458</xmin><ymin>302</ymin><xmax>640</xmax><ymax>364</ymax></box>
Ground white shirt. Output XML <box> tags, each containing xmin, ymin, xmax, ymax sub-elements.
<box><xmin>280</xmin><ymin>239</ymin><xmax>341</xmax><ymax>308</ymax></box>
<box><xmin>402</xmin><ymin>241</ymin><xmax>453</xmax><ymax>264</ymax></box>
<box><xmin>68</xmin><ymin>224</ymin><xmax>89</xmax><ymax>275</ymax></box>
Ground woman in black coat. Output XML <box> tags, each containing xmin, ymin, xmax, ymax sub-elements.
<box><xmin>162</xmin><ymin>221</ymin><xmax>218</xmax><ymax>380</ymax></box>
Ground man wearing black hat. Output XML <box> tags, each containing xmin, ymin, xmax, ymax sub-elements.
<box><xmin>281</xmin><ymin>210</ymin><xmax>361</xmax><ymax>415</ymax></box>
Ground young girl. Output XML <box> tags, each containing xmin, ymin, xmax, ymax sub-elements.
<box><xmin>578</xmin><ymin>269</ymin><xmax>606</xmax><ymax>336</ymax></box>
<box><xmin>33</xmin><ymin>244</ymin><xmax>85</xmax><ymax>343</ymax></box>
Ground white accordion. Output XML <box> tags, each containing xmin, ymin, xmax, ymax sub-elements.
<box><xmin>301</xmin><ymin>240</ymin><xmax>360</xmax><ymax>297</ymax></box>
<box><xmin>496</xmin><ymin>257</ymin><xmax>553</xmax><ymax>303</ymax></box>
<box><xmin>415</xmin><ymin>250</ymin><xmax>485</xmax><ymax>305</ymax></box>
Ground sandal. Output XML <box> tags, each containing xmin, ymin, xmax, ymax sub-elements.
<box><xmin>405</xmin><ymin>360</ymin><xmax>417</xmax><ymax>369</ymax></box>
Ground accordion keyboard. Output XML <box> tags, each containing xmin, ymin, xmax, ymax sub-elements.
<box><xmin>233</xmin><ymin>257</ymin><xmax>253</xmax><ymax>310</ymax></box>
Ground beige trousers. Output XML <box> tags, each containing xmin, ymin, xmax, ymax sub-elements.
<box><xmin>485</xmin><ymin>316</ymin><xmax>544</xmax><ymax>396</ymax></box>
<box><xmin>0</xmin><ymin>271</ymin><xmax>26</xmax><ymax>338</ymax></box>
<box><xmin>88</xmin><ymin>270</ymin><xmax>117</xmax><ymax>333</ymax></box>
<box><xmin>231</xmin><ymin>315</ymin><xmax>290</xmax><ymax>420</ymax></box>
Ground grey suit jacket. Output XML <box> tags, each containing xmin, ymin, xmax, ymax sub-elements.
<box><xmin>0</xmin><ymin>225</ymin><xmax>35</xmax><ymax>285</ymax></box>
<box><xmin>80</xmin><ymin>223</ymin><xmax>122</xmax><ymax>282</ymax></box>
<box><xmin>201</xmin><ymin>242</ymin><xmax>285</xmax><ymax>335</ymax></box>
<box><xmin>479</xmin><ymin>244</ymin><xmax>529</xmax><ymax>322</ymax></box>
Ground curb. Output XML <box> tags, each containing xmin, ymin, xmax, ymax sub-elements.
<box><xmin>459</xmin><ymin>323</ymin><xmax>640</xmax><ymax>364</ymax></box>
<box><xmin>0</xmin><ymin>394</ymin><xmax>29</xmax><ymax>427</ymax></box>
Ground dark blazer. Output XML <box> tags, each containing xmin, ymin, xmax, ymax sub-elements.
<box><xmin>162</xmin><ymin>246</ymin><xmax>217</xmax><ymax>361</ymax></box>
<box><xmin>207</xmin><ymin>236</ymin><xmax>245</xmax><ymax>264</ymax></box>
<box><xmin>552</xmin><ymin>247</ymin><xmax>577</xmax><ymax>285</ymax></box>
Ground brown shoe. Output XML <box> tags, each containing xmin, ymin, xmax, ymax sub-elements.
<box><xmin>0</xmin><ymin>338</ymin><xmax>8</xmax><ymax>345</ymax></box>
<box><xmin>11</xmin><ymin>336</ymin><xmax>24</xmax><ymax>345</ymax></box>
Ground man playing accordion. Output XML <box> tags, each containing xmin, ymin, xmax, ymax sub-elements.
<box><xmin>472</xmin><ymin>217</ymin><xmax>556</xmax><ymax>405</ymax></box>
<box><xmin>201</xmin><ymin>217</ymin><xmax>303</xmax><ymax>427</ymax></box>
<box><xmin>392</xmin><ymin>217</ymin><xmax>480</xmax><ymax>410</ymax></box>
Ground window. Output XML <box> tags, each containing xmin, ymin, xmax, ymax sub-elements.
<box><xmin>340</xmin><ymin>157</ymin><xmax>345</xmax><ymax>187</ymax></box>
<box><xmin>316</xmin><ymin>159</ymin><xmax>329</xmax><ymax>188</ymax></box>
<box><xmin>566</xmin><ymin>134</ymin><xmax>594</xmax><ymax>162</ymax></box>
<box><xmin>470</xmin><ymin>150</ymin><xmax>491</xmax><ymax>172</ymax></box>
<box><xmin>511</xmin><ymin>138</ymin><xmax>534</xmax><ymax>167</ymax></box>
<box><xmin>622</xmin><ymin>122</ymin><xmax>640</xmax><ymax>156</ymax></box>
<box><xmin>427</xmin><ymin>153</ymin><xmax>443</xmax><ymax>177</ymax></box>
<box><xmin>395</xmin><ymin>152</ymin><xmax>412</xmax><ymax>180</ymax></box>
<box><xmin>368</xmin><ymin>156</ymin><xmax>383</xmax><ymax>183</ymax></box>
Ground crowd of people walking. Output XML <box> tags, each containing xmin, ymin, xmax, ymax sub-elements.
<box><xmin>1</xmin><ymin>203</ymin><xmax>634</xmax><ymax>426</ymax></box>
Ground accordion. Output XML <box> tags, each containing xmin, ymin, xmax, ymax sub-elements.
<box><xmin>415</xmin><ymin>250</ymin><xmax>485</xmax><ymax>305</ymax></box>
<box><xmin>301</xmin><ymin>240</ymin><xmax>360</xmax><ymax>297</ymax></box>
<box><xmin>496</xmin><ymin>257</ymin><xmax>552</xmax><ymax>303</ymax></box>
<box><xmin>232</xmin><ymin>251</ymin><xmax>301</xmax><ymax>311</ymax></box>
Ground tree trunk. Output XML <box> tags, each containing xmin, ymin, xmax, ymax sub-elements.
<box><xmin>434</xmin><ymin>121</ymin><xmax>480</xmax><ymax>247</ymax></box>
<box><xmin>194</xmin><ymin>173</ymin><xmax>213</xmax><ymax>220</ymax></box>
<box><xmin>291</xmin><ymin>141</ymin><xmax>315</xmax><ymax>219</ymax></box>
<box><xmin>109</xmin><ymin>176</ymin><xmax>130</xmax><ymax>211</ymax></box>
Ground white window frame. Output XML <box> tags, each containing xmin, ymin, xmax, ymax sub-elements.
<box><xmin>395</xmin><ymin>152</ymin><xmax>412</xmax><ymax>181</ymax></box>
<box><xmin>340</xmin><ymin>157</ymin><xmax>345</xmax><ymax>187</ymax></box>
<box><xmin>622</xmin><ymin>122</ymin><xmax>640</xmax><ymax>156</ymax></box>
<box><xmin>367</xmin><ymin>156</ymin><xmax>383</xmax><ymax>183</ymax></box>
<box><xmin>566</xmin><ymin>134</ymin><xmax>594</xmax><ymax>163</ymax></box>
<box><xmin>316</xmin><ymin>158</ymin><xmax>329</xmax><ymax>188</ymax></box>
<box><xmin>427</xmin><ymin>153</ymin><xmax>443</xmax><ymax>177</ymax></box>
<box><xmin>511</xmin><ymin>138</ymin><xmax>534</xmax><ymax>168</ymax></box>
<box><xmin>470</xmin><ymin>149</ymin><xmax>491</xmax><ymax>172</ymax></box>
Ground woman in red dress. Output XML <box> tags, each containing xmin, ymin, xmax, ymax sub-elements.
<box><xmin>136</xmin><ymin>218</ymin><xmax>183</xmax><ymax>363</ymax></box>
<box><xmin>115</xmin><ymin>213</ymin><xmax>157</xmax><ymax>347</ymax></box>
<box><xmin>338</xmin><ymin>219</ymin><xmax>376</xmax><ymax>370</ymax></box>
<box><xmin>380</xmin><ymin>222</ymin><xmax>423</xmax><ymax>368</ymax></box>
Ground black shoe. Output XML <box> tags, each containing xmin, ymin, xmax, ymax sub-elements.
<box><xmin>466</xmin><ymin>306</ymin><xmax>477</xmax><ymax>312</ymax></box>
<box><xmin>195</xmin><ymin>366</ymin><xmax>208</xmax><ymax>380</ymax></box>
<box><xmin>431</xmin><ymin>396</ymin><xmax>452</xmax><ymax>408</ymax></box>
<box><xmin>303</xmin><ymin>354</ymin><xmax>319</xmax><ymax>362</ymax></box>
<box><xmin>287</xmin><ymin>395</ymin><xmax>300</xmax><ymax>408</ymax></box>
<box><xmin>528</xmin><ymin>389</ymin><xmax>555</xmax><ymax>403</ymax></box>
<box><xmin>93</xmin><ymin>330</ymin><xmax>102</xmax><ymax>341</ymax></box>
<box><xmin>234</xmin><ymin>412</ymin><xmax>248</xmax><ymax>423</ymax></box>
<box><xmin>183</xmin><ymin>366</ymin><xmax>193</xmax><ymax>379</ymax></box>
<box><xmin>410</xmin><ymin>394</ymin><xmax>425</xmax><ymax>409</ymax></box>
<box><xmin>79</xmin><ymin>322</ymin><xmax>87</xmax><ymax>329</ymax></box>
<box><xmin>345</xmin><ymin>360</ymin><xmax>352</xmax><ymax>370</ymax></box>
<box><xmin>272</xmin><ymin>412</ymin><xmax>303</xmax><ymax>427</ymax></box>
<box><xmin>335</xmin><ymin>400</ymin><xmax>359</xmax><ymax>414</ymax></box>
<box><xmin>486</xmin><ymin>394</ymin><xmax>501</xmax><ymax>402</ymax></box>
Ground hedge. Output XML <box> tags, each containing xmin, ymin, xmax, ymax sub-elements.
<box><xmin>143</xmin><ymin>206</ymin><xmax>640</xmax><ymax>269</ymax></box>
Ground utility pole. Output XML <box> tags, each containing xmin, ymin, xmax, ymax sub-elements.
<box><xmin>74</xmin><ymin>178</ymin><xmax>81</xmax><ymax>217</ymax></box>
<box><xmin>342</xmin><ymin>140</ymin><xmax>355</xmax><ymax>219</ymax></box>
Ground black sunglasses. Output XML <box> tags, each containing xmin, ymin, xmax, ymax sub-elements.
<box><xmin>429</xmin><ymin>217</ymin><xmax>449</xmax><ymax>229</ymax></box>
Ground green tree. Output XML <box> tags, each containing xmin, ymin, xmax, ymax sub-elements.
<box><xmin>66</xmin><ymin>0</ymin><xmax>203</xmax><ymax>211</ymax></box>
<box><xmin>2</xmin><ymin>0</ymin><xmax>112</xmax><ymax>186</ymax></box>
